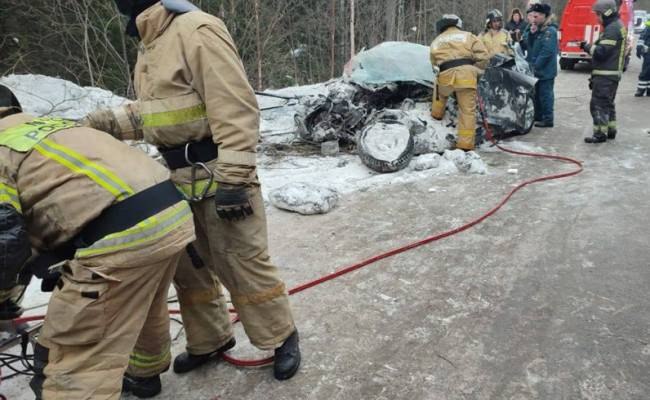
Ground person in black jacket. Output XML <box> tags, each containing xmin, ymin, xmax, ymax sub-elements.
<box><xmin>580</xmin><ymin>0</ymin><xmax>626</xmax><ymax>143</ymax></box>
<box><xmin>506</xmin><ymin>8</ymin><xmax>528</xmax><ymax>42</ymax></box>
<box><xmin>635</xmin><ymin>20</ymin><xmax>650</xmax><ymax>97</ymax></box>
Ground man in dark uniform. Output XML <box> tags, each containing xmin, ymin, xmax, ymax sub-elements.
<box><xmin>580</xmin><ymin>0</ymin><xmax>627</xmax><ymax>143</ymax></box>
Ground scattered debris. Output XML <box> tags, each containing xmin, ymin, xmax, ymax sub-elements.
<box><xmin>321</xmin><ymin>140</ymin><xmax>340</xmax><ymax>156</ymax></box>
<box><xmin>268</xmin><ymin>183</ymin><xmax>340</xmax><ymax>215</ymax></box>
<box><xmin>412</xmin><ymin>154</ymin><xmax>442</xmax><ymax>171</ymax></box>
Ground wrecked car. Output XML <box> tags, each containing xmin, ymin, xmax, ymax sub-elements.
<box><xmin>294</xmin><ymin>41</ymin><xmax>536</xmax><ymax>173</ymax></box>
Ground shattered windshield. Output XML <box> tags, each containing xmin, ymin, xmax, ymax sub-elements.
<box><xmin>344</xmin><ymin>41</ymin><xmax>436</xmax><ymax>90</ymax></box>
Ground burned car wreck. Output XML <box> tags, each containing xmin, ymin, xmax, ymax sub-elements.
<box><xmin>294</xmin><ymin>41</ymin><xmax>537</xmax><ymax>173</ymax></box>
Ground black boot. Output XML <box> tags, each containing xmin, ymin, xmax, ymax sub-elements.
<box><xmin>122</xmin><ymin>374</ymin><xmax>162</xmax><ymax>398</ymax></box>
<box><xmin>635</xmin><ymin>88</ymin><xmax>646</xmax><ymax>97</ymax></box>
<box><xmin>607</xmin><ymin>128</ymin><xmax>617</xmax><ymax>140</ymax></box>
<box><xmin>173</xmin><ymin>337</ymin><xmax>236</xmax><ymax>374</ymax></box>
<box><xmin>273</xmin><ymin>330</ymin><xmax>301</xmax><ymax>380</ymax></box>
<box><xmin>584</xmin><ymin>132</ymin><xmax>607</xmax><ymax>143</ymax></box>
<box><xmin>534</xmin><ymin>120</ymin><xmax>554</xmax><ymax>128</ymax></box>
<box><xmin>29</xmin><ymin>343</ymin><xmax>49</xmax><ymax>400</ymax></box>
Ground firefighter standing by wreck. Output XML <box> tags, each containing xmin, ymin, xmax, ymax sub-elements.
<box><xmin>580</xmin><ymin>0</ymin><xmax>627</xmax><ymax>143</ymax></box>
<box><xmin>479</xmin><ymin>9</ymin><xmax>514</xmax><ymax>58</ymax></box>
<box><xmin>84</xmin><ymin>0</ymin><xmax>301</xmax><ymax>395</ymax></box>
<box><xmin>635</xmin><ymin>19</ymin><xmax>650</xmax><ymax>97</ymax></box>
<box><xmin>430</xmin><ymin>14</ymin><xmax>490</xmax><ymax>151</ymax></box>
<box><xmin>521</xmin><ymin>3</ymin><xmax>558</xmax><ymax>129</ymax></box>
<box><xmin>0</xmin><ymin>84</ymin><xmax>196</xmax><ymax>399</ymax></box>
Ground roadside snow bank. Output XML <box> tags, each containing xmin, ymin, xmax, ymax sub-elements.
<box><xmin>0</xmin><ymin>74</ymin><xmax>128</xmax><ymax>120</ymax></box>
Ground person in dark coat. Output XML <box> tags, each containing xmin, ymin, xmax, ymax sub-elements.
<box><xmin>521</xmin><ymin>3</ymin><xmax>558</xmax><ymax>128</ymax></box>
<box><xmin>506</xmin><ymin>8</ymin><xmax>528</xmax><ymax>42</ymax></box>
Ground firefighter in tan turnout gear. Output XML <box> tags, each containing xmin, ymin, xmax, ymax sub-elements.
<box><xmin>479</xmin><ymin>9</ymin><xmax>514</xmax><ymax>58</ymax></box>
<box><xmin>430</xmin><ymin>15</ymin><xmax>490</xmax><ymax>151</ymax></box>
<box><xmin>84</xmin><ymin>0</ymin><xmax>301</xmax><ymax>394</ymax></box>
<box><xmin>0</xmin><ymin>85</ymin><xmax>195</xmax><ymax>399</ymax></box>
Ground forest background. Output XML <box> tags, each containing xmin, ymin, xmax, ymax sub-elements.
<box><xmin>1</xmin><ymin>0</ymin><xmax>649</xmax><ymax>96</ymax></box>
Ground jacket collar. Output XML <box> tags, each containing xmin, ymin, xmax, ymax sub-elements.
<box><xmin>136</xmin><ymin>2</ymin><xmax>175</xmax><ymax>45</ymax></box>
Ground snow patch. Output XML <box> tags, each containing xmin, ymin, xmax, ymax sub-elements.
<box><xmin>269</xmin><ymin>183</ymin><xmax>339</xmax><ymax>215</ymax></box>
<box><xmin>0</xmin><ymin>74</ymin><xmax>128</xmax><ymax>120</ymax></box>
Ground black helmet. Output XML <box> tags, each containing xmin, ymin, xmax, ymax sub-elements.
<box><xmin>0</xmin><ymin>85</ymin><xmax>22</xmax><ymax>118</ymax></box>
<box><xmin>592</xmin><ymin>0</ymin><xmax>617</xmax><ymax>17</ymax></box>
<box><xmin>436</xmin><ymin>14</ymin><xmax>463</xmax><ymax>34</ymax></box>
<box><xmin>113</xmin><ymin>0</ymin><xmax>159</xmax><ymax>37</ymax></box>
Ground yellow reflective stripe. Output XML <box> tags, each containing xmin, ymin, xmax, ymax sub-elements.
<box><xmin>599</xmin><ymin>39</ymin><xmax>617</xmax><ymax>46</ymax></box>
<box><xmin>76</xmin><ymin>202</ymin><xmax>192</xmax><ymax>257</ymax></box>
<box><xmin>618</xmin><ymin>28</ymin><xmax>626</xmax><ymax>73</ymax></box>
<box><xmin>141</xmin><ymin>104</ymin><xmax>207</xmax><ymax>128</ymax></box>
<box><xmin>0</xmin><ymin>182</ymin><xmax>21</xmax><ymax>212</ymax></box>
<box><xmin>592</xmin><ymin>70</ymin><xmax>621</xmax><ymax>76</ymax></box>
<box><xmin>608</xmin><ymin>121</ymin><xmax>617</xmax><ymax>128</ymax></box>
<box><xmin>129</xmin><ymin>348</ymin><xmax>171</xmax><ymax>369</ymax></box>
<box><xmin>0</xmin><ymin>117</ymin><xmax>77</xmax><ymax>152</ymax></box>
<box><xmin>175</xmin><ymin>179</ymin><xmax>218</xmax><ymax>200</ymax></box>
<box><xmin>33</xmin><ymin>139</ymin><xmax>134</xmax><ymax>201</ymax></box>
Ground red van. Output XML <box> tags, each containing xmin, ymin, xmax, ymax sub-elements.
<box><xmin>559</xmin><ymin>0</ymin><xmax>635</xmax><ymax>70</ymax></box>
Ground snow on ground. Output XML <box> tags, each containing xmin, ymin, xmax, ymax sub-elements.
<box><xmin>0</xmin><ymin>74</ymin><xmax>128</xmax><ymax>120</ymax></box>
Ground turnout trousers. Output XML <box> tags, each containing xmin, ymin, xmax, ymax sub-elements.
<box><xmin>30</xmin><ymin>229</ymin><xmax>191</xmax><ymax>399</ymax></box>
<box><xmin>590</xmin><ymin>76</ymin><xmax>619</xmax><ymax>135</ymax></box>
<box><xmin>432</xmin><ymin>86</ymin><xmax>477</xmax><ymax>151</ymax></box>
<box><xmin>174</xmin><ymin>185</ymin><xmax>295</xmax><ymax>354</ymax></box>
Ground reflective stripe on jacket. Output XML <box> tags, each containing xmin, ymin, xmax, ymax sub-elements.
<box><xmin>591</xmin><ymin>17</ymin><xmax>626</xmax><ymax>81</ymax></box>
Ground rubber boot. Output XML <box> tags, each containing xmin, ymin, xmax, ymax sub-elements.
<box><xmin>607</xmin><ymin>128</ymin><xmax>617</xmax><ymax>140</ymax></box>
<box><xmin>173</xmin><ymin>337</ymin><xmax>236</xmax><ymax>374</ymax></box>
<box><xmin>634</xmin><ymin>88</ymin><xmax>646</xmax><ymax>97</ymax></box>
<box><xmin>534</xmin><ymin>120</ymin><xmax>554</xmax><ymax>128</ymax></box>
<box><xmin>122</xmin><ymin>374</ymin><xmax>162</xmax><ymax>398</ymax></box>
<box><xmin>584</xmin><ymin>132</ymin><xmax>607</xmax><ymax>143</ymax></box>
<box><xmin>29</xmin><ymin>343</ymin><xmax>49</xmax><ymax>400</ymax></box>
<box><xmin>273</xmin><ymin>330</ymin><xmax>301</xmax><ymax>380</ymax></box>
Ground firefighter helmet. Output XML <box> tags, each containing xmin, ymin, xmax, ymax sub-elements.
<box><xmin>436</xmin><ymin>14</ymin><xmax>463</xmax><ymax>34</ymax></box>
<box><xmin>592</xmin><ymin>0</ymin><xmax>617</xmax><ymax>17</ymax></box>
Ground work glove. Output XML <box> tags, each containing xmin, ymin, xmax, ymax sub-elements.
<box><xmin>0</xmin><ymin>296</ymin><xmax>23</xmax><ymax>320</ymax></box>
<box><xmin>588</xmin><ymin>77</ymin><xmax>593</xmax><ymax>91</ymax></box>
<box><xmin>23</xmin><ymin>253</ymin><xmax>62</xmax><ymax>292</ymax></box>
<box><xmin>579</xmin><ymin>41</ymin><xmax>590</xmax><ymax>53</ymax></box>
<box><xmin>214</xmin><ymin>185</ymin><xmax>254</xmax><ymax>221</ymax></box>
<box><xmin>638</xmin><ymin>45</ymin><xmax>648</xmax><ymax>59</ymax></box>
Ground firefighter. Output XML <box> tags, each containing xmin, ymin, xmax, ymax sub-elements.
<box><xmin>479</xmin><ymin>9</ymin><xmax>514</xmax><ymax>57</ymax></box>
<box><xmin>580</xmin><ymin>0</ymin><xmax>627</xmax><ymax>143</ymax></box>
<box><xmin>84</xmin><ymin>0</ymin><xmax>300</xmax><ymax>393</ymax></box>
<box><xmin>0</xmin><ymin>84</ymin><xmax>196</xmax><ymax>399</ymax></box>
<box><xmin>521</xmin><ymin>3</ymin><xmax>558</xmax><ymax>128</ymax></box>
<box><xmin>430</xmin><ymin>14</ymin><xmax>490</xmax><ymax>151</ymax></box>
<box><xmin>635</xmin><ymin>20</ymin><xmax>650</xmax><ymax>97</ymax></box>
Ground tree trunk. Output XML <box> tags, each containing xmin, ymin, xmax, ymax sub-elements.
<box><xmin>329</xmin><ymin>0</ymin><xmax>336</xmax><ymax>79</ymax></box>
<box><xmin>350</xmin><ymin>0</ymin><xmax>355</xmax><ymax>59</ymax></box>
<box><xmin>254</xmin><ymin>0</ymin><xmax>262</xmax><ymax>90</ymax></box>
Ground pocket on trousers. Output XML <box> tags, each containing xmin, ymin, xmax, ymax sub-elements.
<box><xmin>41</xmin><ymin>276</ymin><xmax>110</xmax><ymax>346</ymax></box>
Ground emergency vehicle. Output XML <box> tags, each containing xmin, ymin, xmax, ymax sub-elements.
<box><xmin>559</xmin><ymin>0</ymin><xmax>635</xmax><ymax>70</ymax></box>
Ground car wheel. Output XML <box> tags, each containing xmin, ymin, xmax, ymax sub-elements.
<box><xmin>357</xmin><ymin>119</ymin><xmax>414</xmax><ymax>173</ymax></box>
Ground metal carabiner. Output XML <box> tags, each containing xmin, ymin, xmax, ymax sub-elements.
<box><xmin>185</xmin><ymin>143</ymin><xmax>215</xmax><ymax>202</ymax></box>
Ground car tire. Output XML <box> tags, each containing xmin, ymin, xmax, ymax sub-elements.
<box><xmin>559</xmin><ymin>58</ymin><xmax>575</xmax><ymax>70</ymax></box>
<box><xmin>357</xmin><ymin>119</ymin><xmax>414</xmax><ymax>173</ymax></box>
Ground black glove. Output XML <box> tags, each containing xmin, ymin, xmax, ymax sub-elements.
<box><xmin>637</xmin><ymin>45</ymin><xmax>646</xmax><ymax>59</ymax></box>
<box><xmin>23</xmin><ymin>253</ymin><xmax>63</xmax><ymax>292</ymax></box>
<box><xmin>214</xmin><ymin>186</ymin><xmax>254</xmax><ymax>221</ymax></box>
<box><xmin>579</xmin><ymin>41</ymin><xmax>590</xmax><ymax>54</ymax></box>
<box><xmin>588</xmin><ymin>77</ymin><xmax>593</xmax><ymax>91</ymax></box>
<box><xmin>0</xmin><ymin>296</ymin><xmax>23</xmax><ymax>320</ymax></box>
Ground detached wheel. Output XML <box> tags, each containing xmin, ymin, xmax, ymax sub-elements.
<box><xmin>357</xmin><ymin>119</ymin><xmax>414</xmax><ymax>173</ymax></box>
<box><xmin>559</xmin><ymin>58</ymin><xmax>575</xmax><ymax>70</ymax></box>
